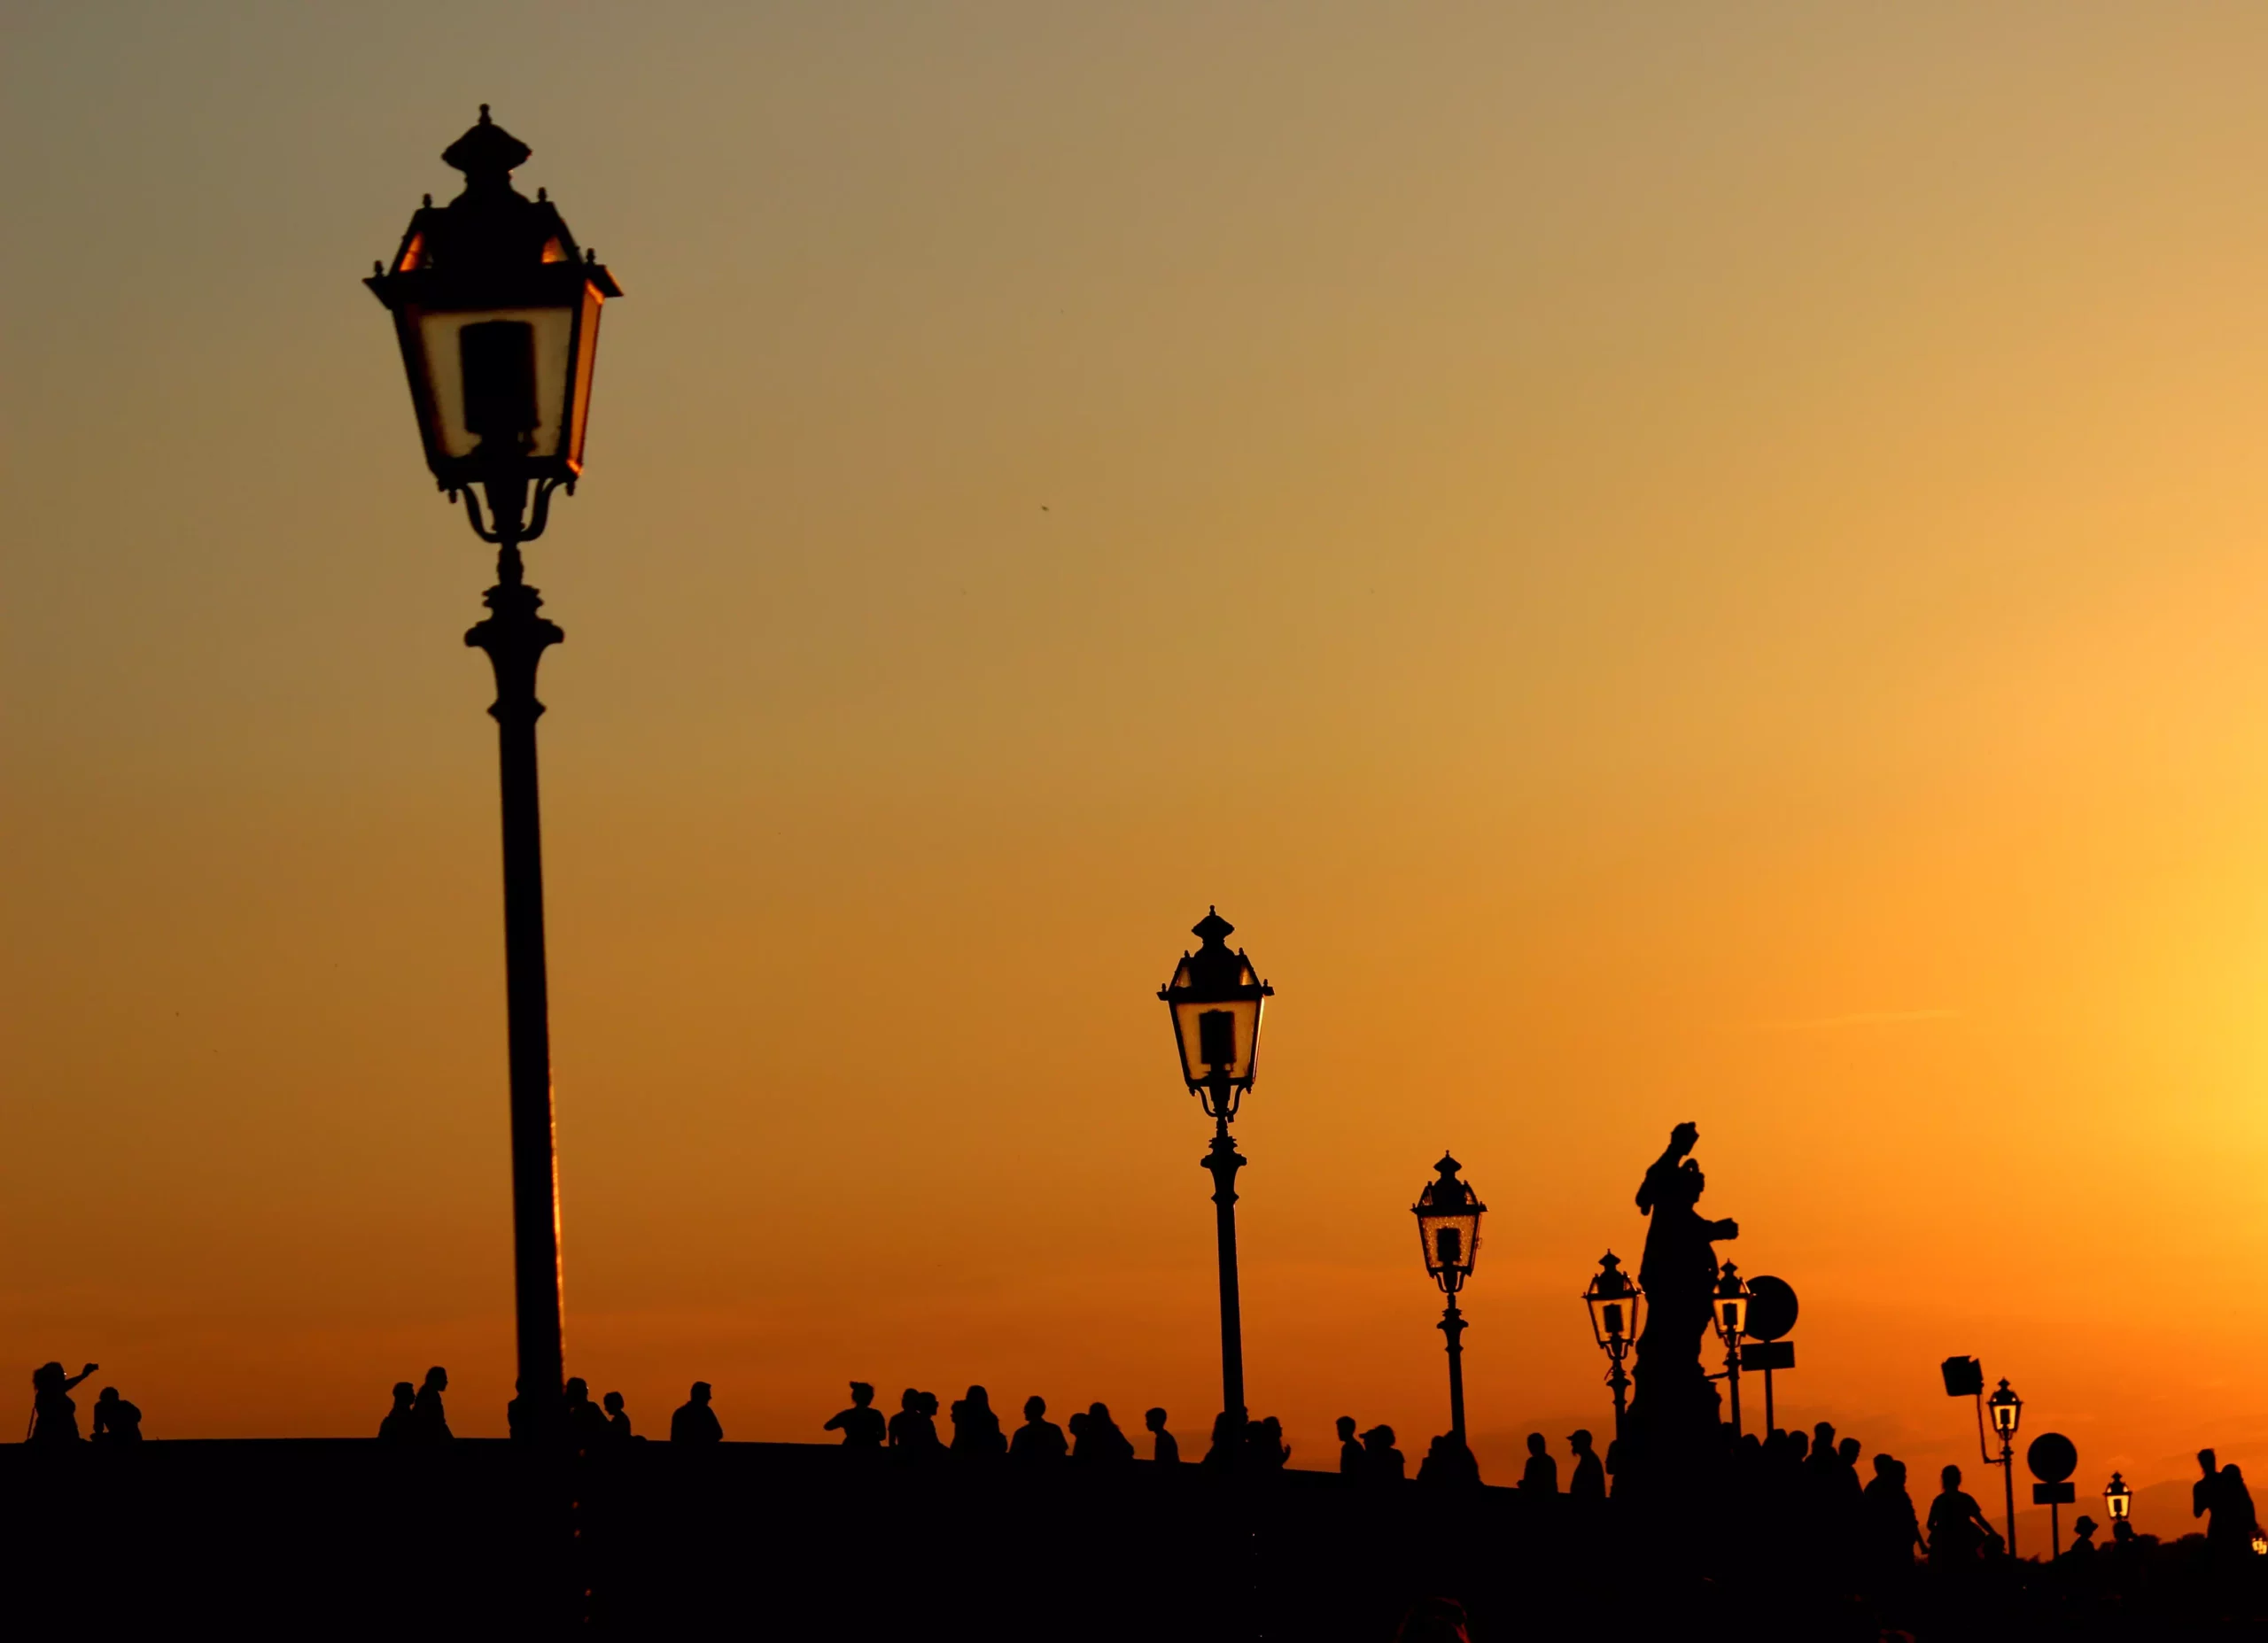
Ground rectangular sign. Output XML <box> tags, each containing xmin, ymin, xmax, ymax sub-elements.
<box><xmin>2032</xmin><ymin>1482</ymin><xmax>2076</xmax><ymax>1505</ymax></box>
<box><xmin>1742</xmin><ymin>1340</ymin><xmax>1795</xmax><ymax>1371</ymax></box>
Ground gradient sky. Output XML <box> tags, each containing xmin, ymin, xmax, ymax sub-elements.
<box><xmin>7</xmin><ymin>1</ymin><xmax>2268</xmax><ymax>1527</ymax></box>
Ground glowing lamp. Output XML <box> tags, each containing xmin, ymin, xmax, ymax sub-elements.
<box><xmin>1712</xmin><ymin>1261</ymin><xmax>1751</xmax><ymax>1345</ymax></box>
<box><xmin>367</xmin><ymin>108</ymin><xmax>621</xmax><ymax>496</ymax></box>
<box><xmin>2103</xmin><ymin>1472</ymin><xmax>2132</xmax><ymax>1523</ymax></box>
<box><xmin>1585</xmin><ymin>1252</ymin><xmax>1642</xmax><ymax>1348</ymax></box>
<box><xmin>1158</xmin><ymin>909</ymin><xmax>1272</xmax><ymax>1120</ymax></box>
<box><xmin>1987</xmin><ymin>1378</ymin><xmax>2023</xmax><ymax>1441</ymax></box>
<box><xmin>1413</xmin><ymin>1154</ymin><xmax>1486</xmax><ymax>1295</ymax></box>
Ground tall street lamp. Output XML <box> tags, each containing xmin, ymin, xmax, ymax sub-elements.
<box><xmin>367</xmin><ymin>108</ymin><xmax>622</xmax><ymax>1427</ymax></box>
<box><xmin>1412</xmin><ymin>1154</ymin><xmax>1486</xmax><ymax>1445</ymax></box>
<box><xmin>1987</xmin><ymin>1377</ymin><xmax>2024</xmax><ymax>1556</ymax></box>
<box><xmin>1584</xmin><ymin>1252</ymin><xmax>1642</xmax><ymax>1444</ymax></box>
<box><xmin>1160</xmin><ymin>909</ymin><xmax>1273</xmax><ymax>1434</ymax></box>
<box><xmin>1711</xmin><ymin>1260</ymin><xmax>1751</xmax><ymax>1438</ymax></box>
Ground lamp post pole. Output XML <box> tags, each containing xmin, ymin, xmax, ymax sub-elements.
<box><xmin>1607</xmin><ymin>1340</ymin><xmax>1631</xmax><ymax>1441</ymax></box>
<box><xmin>1440</xmin><ymin>1296</ymin><xmax>1468</xmax><ymax>1443</ymax></box>
<box><xmin>467</xmin><ymin>487</ymin><xmax>565</xmax><ymax>1426</ymax></box>
<box><xmin>1203</xmin><ymin>1110</ymin><xmax>1247</xmax><ymax>1427</ymax></box>
<box><xmin>2000</xmin><ymin>1427</ymin><xmax>2018</xmax><ymax>1557</ymax></box>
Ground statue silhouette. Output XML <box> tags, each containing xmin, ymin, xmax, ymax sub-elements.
<box><xmin>1626</xmin><ymin>1122</ymin><xmax>1738</xmax><ymax>1482</ymax></box>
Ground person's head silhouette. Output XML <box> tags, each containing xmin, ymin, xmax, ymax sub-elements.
<box><xmin>1146</xmin><ymin>1407</ymin><xmax>1169</xmax><ymax>1434</ymax></box>
<box><xmin>690</xmin><ymin>1381</ymin><xmax>712</xmax><ymax>1406</ymax></box>
<box><xmin>97</xmin><ymin>1387</ymin><xmax>119</xmax><ymax>1407</ymax></box>
<box><xmin>565</xmin><ymin>1376</ymin><xmax>589</xmax><ymax>1407</ymax></box>
<box><xmin>1337</xmin><ymin>1416</ymin><xmax>1357</xmax><ymax>1443</ymax></box>
<box><xmin>1813</xmin><ymin>1421</ymin><xmax>1836</xmax><ymax>1453</ymax></box>
<box><xmin>963</xmin><ymin>1384</ymin><xmax>990</xmax><ymax>1413</ymax></box>
<box><xmin>2199</xmin><ymin>1447</ymin><xmax>2218</xmax><ymax>1475</ymax></box>
<box><xmin>1872</xmin><ymin>1453</ymin><xmax>1895</xmax><ymax>1480</ymax></box>
<box><xmin>1838</xmin><ymin>1437</ymin><xmax>1860</xmax><ymax>1468</ymax></box>
<box><xmin>392</xmin><ymin>1381</ymin><xmax>415</xmax><ymax>1408</ymax></box>
<box><xmin>603</xmin><ymin>1391</ymin><xmax>624</xmax><ymax>1417</ymax></box>
<box><xmin>1526</xmin><ymin>1432</ymin><xmax>1547</xmax><ymax>1458</ymax></box>
<box><xmin>1571</xmin><ymin>1429</ymin><xmax>1595</xmax><ymax>1456</ymax></box>
<box><xmin>1942</xmin><ymin>1464</ymin><xmax>1963</xmax><ymax>1492</ymax></box>
<box><xmin>900</xmin><ymin>1388</ymin><xmax>920</xmax><ymax>1414</ymax></box>
<box><xmin>850</xmin><ymin>1382</ymin><xmax>874</xmax><ymax>1407</ymax></box>
<box><xmin>1024</xmin><ymin>1395</ymin><xmax>1047</xmax><ymax>1422</ymax></box>
<box><xmin>422</xmin><ymin>1367</ymin><xmax>447</xmax><ymax>1393</ymax></box>
<box><xmin>32</xmin><ymin>1363</ymin><xmax>65</xmax><ymax>1394</ymax></box>
<box><xmin>2073</xmin><ymin>1515</ymin><xmax>2098</xmax><ymax>1544</ymax></box>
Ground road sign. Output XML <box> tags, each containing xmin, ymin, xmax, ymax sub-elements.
<box><xmin>1741</xmin><ymin>1340</ymin><xmax>1795</xmax><ymax>1372</ymax></box>
<box><xmin>2032</xmin><ymin>1482</ymin><xmax>2076</xmax><ymax>1505</ymax></box>
<box><xmin>1941</xmin><ymin>1356</ymin><xmax>1983</xmax><ymax>1397</ymax></box>
<box><xmin>2028</xmin><ymin>1432</ymin><xmax>2078</xmax><ymax>1484</ymax></box>
<box><xmin>1744</xmin><ymin>1276</ymin><xmax>1798</xmax><ymax>1342</ymax></box>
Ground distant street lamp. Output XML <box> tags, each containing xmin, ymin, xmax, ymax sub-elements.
<box><xmin>1711</xmin><ymin>1261</ymin><xmax>1751</xmax><ymax>1438</ymax></box>
<box><xmin>1987</xmin><ymin>1378</ymin><xmax>2024</xmax><ymax>1554</ymax></box>
<box><xmin>2103</xmin><ymin>1471</ymin><xmax>2132</xmax><ymax>1524</ymax></box>
<box><xmin>1159</xmin><ymin>909</ymin><xmax>1273</xmax><ymax>1435</ymax></box>
<box><xmin>1412</xmin><ymin>1154</ymin><xmax>1486</xmax><ymax>1444</ymax></box>
<box><xmin>1583</xmin><ymin>1252</ymin><xmax>1642</xmax><ymax>1441</ymax></box>
<box><xmin>367</xmin><ymin>107</ymin><xmax>622</xmax><ymax>1428</ymax></box>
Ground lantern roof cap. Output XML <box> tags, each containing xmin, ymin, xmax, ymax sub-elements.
<box><xmin>443</xmin><ymin>105</ymin><xmax>532</xmax><ymax>187</ymax></box>
<box><xmin>1192</xmin><ymin>907</ymin><xmax>1234</xmax><ymax>948</ymax></box>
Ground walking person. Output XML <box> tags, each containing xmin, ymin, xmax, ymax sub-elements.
<box><xmin>411</xmin><ymin>1367</ymin><xmax>453</xmax><ymax>1442</ymax></box>
<box><xmin>27</xmin><ymin>1362</ymin><xmax>97</xmax><ymax>1445</ymax></box>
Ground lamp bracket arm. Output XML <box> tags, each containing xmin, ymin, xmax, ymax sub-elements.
<box><xmin>461</xmin><ymin>486</ymin><xmax>505</xmax><ymax>544</ymax></box>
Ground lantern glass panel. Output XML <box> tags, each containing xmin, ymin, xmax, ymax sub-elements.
<box><xmin>1416</xmin><ymin>1210</ymin><xmax>1482</xmax><ymax>1285</ymax></box>
<box><xmin>410</xmin><ymin>302</ymin><xmax>582</xmax><ymax>463</ymax></box>
<box><xmin>1167</xmin><ymin>957</ymin><xmax>1264</xmax><ymax>1088</ymax></box>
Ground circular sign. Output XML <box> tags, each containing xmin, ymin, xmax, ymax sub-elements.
<box><xmin>2028</xmin><ymin>1432</ymin><xmax>2078</xmax><ymax>1484</ymax></box>
<box><xmin>1744</xmin><ymin>1275</ymin><xmax>1798</xmax><ymax>1342</ymax></box>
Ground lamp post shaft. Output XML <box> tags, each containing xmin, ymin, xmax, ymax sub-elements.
<box><xmin>1202</xmin><ymin>1116</ymin><xmax>1247</xmax><ymax>1429</ymax></box>
<box><xmin>466</xmin><ymin>501</ymin><xmax>566</xmax><ymax>1424</ymax></box>
<box><xmin>1724</xmin><ymin>1345</ymin><xmax>1743</xmax><ymax>1440</ymax></box>
<box><xmin>1608</xmin><ymin>1347</ymin><xmax>1630</xmax><ymax>1441</ymax></box>
<box><xmin>1439</xmin><ymin>1298</ymin><xmax>1468</xmax><ymax>1443</ymax></box>
<box><xmin>2001</xmin><ymin>1438</ymin><xmax>2017</xmax><ymax>1557</ymax></box>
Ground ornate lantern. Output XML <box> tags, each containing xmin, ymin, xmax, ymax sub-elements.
<box><xmin>1158</xmin><ymin>909</ymin><xmax>1272</xmax><ymax>1120</ymax></box>
<box><xmin>1413</xmin><ymin>1155</ymin><xmax>1486</xmax><ymax>1295</ymax></box>
<box><xmin>1584</xmin><ymin>1252</ymin><xmax>1642</xmax><ymax>1349</ymax></box>
<box><xmin>1987</xmin><ymin>1377</ymin><xmax>2023</xmax><ymax>1442</ymax></box>
<box><xmin>2103</xmin><ymin>1472</ymin><xmax>2132</xmax><ymax>1523</ymax></box>
<box><xmin>1712</xmin><ymin>1260</ymin><xmax>1751</xmax><ymax>1345</ymax></box>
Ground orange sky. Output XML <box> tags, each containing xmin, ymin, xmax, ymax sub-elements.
<box><xmin>6</xmin><ymin>2</ymin><xmax>2268</xmax><ymax>1530</ymax></box>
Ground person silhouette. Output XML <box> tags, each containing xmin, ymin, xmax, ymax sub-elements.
<box><xmin>1245</xmin><ymin>1415</ymin><xmax>1290</xmax><ymax>1471</ymax></box>
<box><xmin>950</xmin><ymin>1385</ymin><xmax>1006</xmax><ymax>1458</ymax></box>
<box><xmin>1074</xmin><ymin>1402</ymin><xmax>1135</xmax><ymax>1466</ymax></box>
<box><xmin>1568</xmin><ymin>1430</ymin><xmax>1606</xmax><ymax>1500</ymax></box>
<box><xmin>671</xmin><ymin>1381</ymin><xmax>723</xmax><ymax>1443</ymax></box>
<box><xmin>602</xmin><ymin>1391</ymin><xmax>633</xmax><ymax>1442</ymax></box>
<box><xmin>888</xmin><ymin>1387</ymin><xmax>940</xmax><ymax>1453</ymax></box>
<box><xmin>1927</xmin><ymin>1463</ymin><xmax>1997</xmax><ymax>1569</ymax></box>
<box><xmin>1863</xmin><ymin>1453</ymin><xmax>1924</xmax><ymax>1594</ymax></box>
<box><xmin>378</xmin><ymin>1381</ymin><xmax>417</xmax><ymax>1442</ymax></box>
<box><xmin>27</xmin><ymin>1361</ymin><xmax>97</xmax><ymax>1445</ymax></box>
<box><xmin>564</xmin><ymin>1377</ymin><xmax>608</xmax><ymax>1449</ymax></box>
<box><xmin>1146</xmin><ymin>1407</ymin><xmax>1180</xmax><ymax>1465</ymax></box>
<box><xmin>2210</xmin><ymin>1461</ymin><xmax>2260</xmax><ymax>1568</ymax></box>
<box><xmin>506</xmin><ymin>1378</ymin><xmax>532</xmax><ymax>1441</ymax></box>
<box><xmin>1337</xmin><ymin>1415</ymin><xmax>1363</xmax><ymax>1476</ymax></box>
<box><xmin>1009</xmin><ymin>1395</ymin><xmax>1067</xmax><ymax>1466</ymax></box>
<box><xmin>1201</xmin><ymin>1411</ymin><xmax>1243</xmax><ymax>1469</ymax></box>
<box><xmin>1361</xmin><ymin>1425</ymin><xmax>1405</xmax><ymax>1483</ymax></box>
<box><xmin>412</xmin><ymin>1367</ymin><xmax>453</xmax><ymax>1442</ymax></box>
<box><xmin>824</xmin><ymin>1382</ymin><xmax>887</xmax><ymax>1447</ymax></box>
<box><xmin>2063</xmin><ymin>1515</ymin><xmax>2099</xmax><ymax>1559</ymax></box>
<box><xmin>89</xmin><ymin>1387</ymin><xmax>142</xmax><ymax>1443</ymax></box>
<box><xmin>1518</xmin><ymin>1432</ymin><xmax>1558</xmax><ymax>1492</ymax></box>
<box><xmin>1417</xmin><ymin>1433</ymin><xmax>1480</xmax><ymax>1487</ymax></box>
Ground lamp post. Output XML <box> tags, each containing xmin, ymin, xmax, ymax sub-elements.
<box><xmin>2104</xmin><ymin>1472</ymin><xmax>2132</xmax><ymax>1527</ymax></box>
<box><xmin>1711</xmin><ymin>1261</ymin><xmax>1751</xmax><ymax>1438</ymax></box>
<box><xmin>1987</xmin><ymin>1377</ymin><xmax>2023</xmax><ymax>1556</ymax></box>
<box><xmin>1412</xmin><ymin>1155</ymin><xmax>1486</xmax><ymax>1445</ymax></box>
<box><xmin>367</xmin><ymin>108</ymin><xmax>621</xmax><ymax>1429</ymax></box>
<box><xmin>1159</xmin><ymin>909</ymin><xmax>1273</xmax><ymax>1436</ymax></box>
<box><xmin>1584</xmin><ymin>1252</ymin><xmax>1643</xmax><ymax>1443</ymax></box>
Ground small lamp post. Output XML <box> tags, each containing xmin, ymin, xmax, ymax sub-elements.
<box><xmin>1159</xmin><ymin>909</ymin><xmax>1273</xmax><ymax>1433</ymax></box>
<box><xmin>1711</xmin><ymin>1261</ymin><xmax>1751</xmax><ymax>1438</ymax></box>
<box><xmin>1584</xmin><ymin>1252</ymin><xmax>1643</xmax><ymax>1442</ymax></box>
<box><xmin>366</xmin><ymin>108</ymin><xmax>622</xmax><ymax>1430</ymax></box>
<box><xmin>1987</xmin><ymin>1377</ymin><xmax>2024</xmax><ymax>1555</ymax></box>
<box><xmin>1412</xmin><ymin>1154</ymin><xmax>1486</xmax><ymax>1445</ymax></box>
<box><xmin>2103</xmin><ymin>1471</ymin><xmax>2131</xmax><ymax>1525</ymax></box>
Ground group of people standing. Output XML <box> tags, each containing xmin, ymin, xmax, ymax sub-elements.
<box><xmin>26</xmin><ymin>1362</ymin><xmax>141</xmax><ymax>1445</ymax></box>
<box><xmin>822</xmin><ymin>1383</ymin><xmax>1184</xmax><ymax>1467</ymax></box>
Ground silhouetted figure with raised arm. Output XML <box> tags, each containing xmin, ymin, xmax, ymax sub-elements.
<box><xmin>825</xmin><ymin>1382</ymin><xmax>886</xmax><ymax>1447</ymax></box>
<box><xmin>1146</xmin><ymin>1407</ymin><xmax>1179</xmax><ymax>1465</ymax></box>
<box><xmin>1569</xmin><ymin>1429</ymin><xmax>1606</xmax><ymax>1500</ymax></box>
<box><xmin>377</xmin><ymin>1382</ymin><xmax>416</xmax><ymax>1442</ymax></box>
<box><xmin>1201</xmin><ymin>1411</ymin><xmax>1243</xmax><ymax>1469</ymax></box>
<box><xmin>602</xmin><ymin>1391</ymin><xmax>633</xmax><ymax>1442</ymax></box>
<box><xmin>1075</xmin><ymin>1402</ymin><xmax>1135</xmax><ymax>1467</ymax></box>
<box><xmin>950</xmin><ymin>1385</ymin><xmax>1006</xmax><ymax>1458</ymax></box>
<box><xmin>1337</xmin><ymin>1415</ymin><xmax>1363</xmax><ymax>1476</ymax></box>
<box><xmin>27</xmin><ymin>1361</ymin><xmax>97</xmax><ymax>1445</ymax></box>
<box><xmin>412</xmin><ymin>1367</ymin><xmax>453</xmax><ymax>1442</ymax></box>
<box><xmin>672</xmin><ymin>1382</ymin><xmax>723</xmax><ymax>1444</ymax></box>
<box><xmin>1627</xmin><ymin>1123</ymin><xmax>1739</xmax><ymax>1477</ymax></box>
<box><xmin>1010</xmin><ymin>1395</ymin><xmax>1067</xmax><ymax>1467</ymax></box>
<box><xmin>1361</xmin><ymin>1425</ymin><xmax>1405</xmax><ymax>1483</ymax></box>
<box><xmin>1927</xmin><ymin>1463</ymin><xmax>1998</xmax><ymax>1571</ymax></box>
<box><xmin>1518</xmin><ymin>1432</ymin><xmax>1558</xmax><ymax>1492</ymax></box>
<box><xmin>89</xmin><ymin>1387</ymin><xmax>141</xmax><ymax>1444</ymax></box>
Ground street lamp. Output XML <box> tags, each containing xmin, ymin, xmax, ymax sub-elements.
<box><xmin>1412</xmin><ymin>1154</ymin><xmax>1486</xmax><ymax>1445</ymax></box>
<box><xmin>1987</xmin><ymin>1378</ymin><xmax>2023</xmax><ymax>1554</ymax></box>
<box><xmin>1711</xmin><ymin>1261</ymin><xmax>1751</xmax><ymax>1438</ymax></box>
<box><xmin>2103</xmin><ymin>1471</ymin><xmax>2131</xmax><ymax>1523</ymax></box>
<box><xmin>1159</xmin><ymin>909</ymin><xmax>1273</xmax><ymax>1437</ymax></box>
<box><xmin>1583</xmin><ymin>1252</ymin><xmax>1642</xmax><ymax>1441</ymax></box>
<box><xmin>367</xmin><ymin>108</ymin><xmax>622</xmax><ymax>1428</ymax></box>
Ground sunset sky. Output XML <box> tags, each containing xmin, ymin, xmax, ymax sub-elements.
<box><xmin>7</xmin><ymin>2</ymin><xmax>2268</xmax><ymax>1529</ymax></box>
